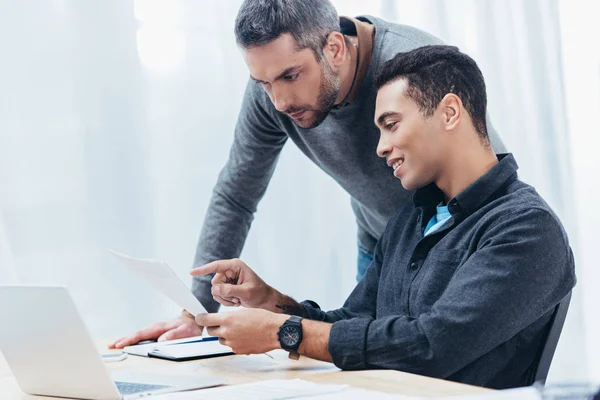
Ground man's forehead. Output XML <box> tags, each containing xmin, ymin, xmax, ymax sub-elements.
<box><xmin>243</xmin><ymin>34</ymin><xmax>315</xmax><ymax>79</ymax></box>
<box><xmin>374</xmin><ymin>79</ymin><xmax>414</xmax><ymax>124</ymax></box>
<box><xmin>378</xmin><ymin>78</ymin><xmax>409</xmax><ymax>98</ymax></box>
<box><xmin>375</xmin><ymin>79</ymin><xmax>408</xmax><ymax>107</ymax></box>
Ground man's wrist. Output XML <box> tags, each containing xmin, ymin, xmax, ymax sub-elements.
<box><xmin>261</xmin><ymin>286</ymin><xmax>286</xmax><ymax>313</ymax></box>
<box><xmin>274</xmin><ymin>295</ymin><xmax>309</xmax><ymax>318</ymax></box>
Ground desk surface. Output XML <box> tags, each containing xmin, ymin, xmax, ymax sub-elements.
<box><xmin>0</xmin><ymin>344</ymin><xmax>491</xmax><ymax>399</ymax></box>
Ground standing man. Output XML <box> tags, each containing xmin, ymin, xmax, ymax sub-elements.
<box><xmin>110</xmin><ymin>0</ymin><xmax>505</xmax><ymax>348</ymax></box>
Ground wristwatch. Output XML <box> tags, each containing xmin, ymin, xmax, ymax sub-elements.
<box><xmin>277</xmin><ymin>315</ymin><xmax>303</xmax><ymax>360</ymax></box>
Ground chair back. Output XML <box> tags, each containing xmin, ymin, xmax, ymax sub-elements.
<box><xmin>528</xmin><ymin>291</ymin><xmax>572</xmax><ymax>385</ymax></box>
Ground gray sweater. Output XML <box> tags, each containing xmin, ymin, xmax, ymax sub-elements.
<box><xmin>192</xmin><ymin>16</ymin><xmax>506</xmax><ymax>310</ymax></box>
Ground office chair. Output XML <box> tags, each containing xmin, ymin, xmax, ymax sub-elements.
<box><xmin>527</xmin><ymin>291</ymin><xmax>572</xmax><ymax>386</ymax></box>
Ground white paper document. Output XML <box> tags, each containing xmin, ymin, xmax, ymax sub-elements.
<box><xmin>441</xmin><ymin>387</ymin><xmax>541</xmax><ymax>400</ymax></box>
<box><xmin>150</xmin><ymin>378</ymin><xmax>542</xmax><ymax>400</ymax></box>
<box><xmin>152</xmin><ymin>379</ymin><xmax>347</xmax><ymax>399</ymax></box>
<box><xmin>109</xmin><ymin>250</ymin><xmax>207</xmax><ymax>316</ymax></box>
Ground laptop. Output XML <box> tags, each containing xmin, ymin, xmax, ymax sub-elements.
<box><xmin>0</xmin><ymin>286</ymin><xmax>226</xmax><ymax>399</ymax></box>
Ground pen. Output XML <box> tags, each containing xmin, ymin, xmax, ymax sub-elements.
<box><xmin>170</xmin><ymin>336</ymin><xmax>219</xmax><ymax>346</ymax></box>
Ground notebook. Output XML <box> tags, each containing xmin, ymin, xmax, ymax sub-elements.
<box><xmin>124</xmin><ymin>336</ymin><xmax>234</xmax><ymax>361</ymax></box>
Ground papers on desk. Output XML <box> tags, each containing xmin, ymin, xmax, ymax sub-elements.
<box><xmin>151</xmin><ymin>378</ymin><xmax>542</xmax><ymax>400</ymax></box>
<box><xmin>108</xmin><ymin>250</ymin><xmax>208</xmax><ymax>316</ymax></box>
<box><xmin>442</xmin><ymin>387</ymin><xmax>541</xmax><ymax>400</ymax></box>
<box><xmin>152</xmin><ymin>379</ymin><xmax>348</xmax><ymax>399</ymax></box>
<box><xmin>311</xmin><ymin>386</ymin><xmax>540</xmax><ymax>400</ymax></box>
<box><xmin>151</xmin><ymin>379</ymin><xmax>426</xmax><ymax>399</ymax></box>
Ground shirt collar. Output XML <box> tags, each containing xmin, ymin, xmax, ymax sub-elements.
<box><xmin>332</xmin><ymin>16</ymin><xmax>374</xmax><ymax>108</ymax></box>
<box><xmin>413</xmin><ymin>153</ymin><xmax>519</xmax><ymax>218</ymax></box>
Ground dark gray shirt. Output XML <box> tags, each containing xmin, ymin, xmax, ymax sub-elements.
<box><xmin>192</xmin><ymin>16</ymin><xmax>506</xmax><ymax>311</ymax></box>
<box><xmin>302</xmin><ymin>154</ymin><xmax>576</xmax><ymax>389</ymax></box>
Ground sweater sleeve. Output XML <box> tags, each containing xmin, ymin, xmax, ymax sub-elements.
<box><xmin>191</xmin><ymin>80</ymin><xmax>287</xmax><ymax>312</ymax></box>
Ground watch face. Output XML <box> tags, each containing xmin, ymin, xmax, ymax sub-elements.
<box><xmin>280</xmin><ymin>325</ymin><xmax>301</xmax><ymax>347</ymax></box>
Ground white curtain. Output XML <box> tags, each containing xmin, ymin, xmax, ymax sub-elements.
<box><xmin>0</xmin><ymin>0</ymin><xmax>595</xmax><ymax>383</ymax></box>
<box><xmin>558</xmin><ymin>0</ymin><xmax>600</xmax><ymax>383</ymax></box>
<box><xmin>0</xmin><ymin>209</ymin><xmax>19</xmax><ymax>284</ymax></box>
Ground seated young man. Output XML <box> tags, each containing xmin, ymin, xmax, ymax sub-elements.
<box><xmin>192</xmin><ymin>45</ymin><xmax>575</xmax><ymax>389</ymax></box>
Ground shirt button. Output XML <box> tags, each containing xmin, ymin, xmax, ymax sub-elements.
<box><xmin>410</xmin><ymin>262</ymin><xmax>418</xmax><ymax>270</ymax></box>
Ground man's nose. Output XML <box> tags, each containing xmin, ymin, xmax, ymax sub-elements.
<box><xmin>271</xmin><ymin>86</ymin><xmax>291</xmax><ymax>113</ymax></box>
<box><xmin>376</xmin><ymin>136</ymin><xmax>392</xmax><ymax>158</ymax></box>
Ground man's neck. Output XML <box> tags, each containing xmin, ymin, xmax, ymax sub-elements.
<box><xmin>436</xmin><ymin>136</ymin><xmax>499</xmax><ymax>201</ymax></box>
<box><xmin>334</xmin><ymin>36</ymin><xmax>359</xmax><ymax>105</ymax></box>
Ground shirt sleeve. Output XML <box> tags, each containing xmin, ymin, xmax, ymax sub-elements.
<box><xmin>191</xmin><ymin>80</ymin><xmax>287</xmax><ymax>312</ymax></box>
<box><xmin>327</xmin><ymin>208</ymin><xmax>575</xmax><ymax>377</ymax></box>
<box><xmin>301</xmin><ymin>231</ymin><xmax>386</xmax><ymax>323</ymax></box>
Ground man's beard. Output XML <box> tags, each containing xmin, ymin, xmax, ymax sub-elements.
<box><xmin>286</xmin><ymin>60</ymin><xmax>341</xmax><ymax>129</ymax></box>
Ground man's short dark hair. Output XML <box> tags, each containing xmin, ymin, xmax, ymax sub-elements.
<box><xmin>374</xmin><ymin>45</ymin><xmax>489</xmax><ymax>143</ymax></box>
<box><xmin>234</xmin><ymin>0</ymin><xmax>340</xmax><ymax>58</ymax></box>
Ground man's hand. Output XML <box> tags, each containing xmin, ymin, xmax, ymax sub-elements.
<box><xmin>108</xmin><ymin>313</ymin><xmax>202</xmax><ymax>349</ymax></box>
<box><xmin>196</xmin><ymin>309</ymin><xmax>287</xmax><ymax>355</ymax></box>
<box><xmin>190</xmin><ymin>258</ymin><xmax>282</xmax><ymax>312</ymax></box>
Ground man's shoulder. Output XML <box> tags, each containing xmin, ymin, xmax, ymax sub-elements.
<box><xmin>360</xmin><ymin>16</ymin><xmax>445</xmax><ymax>64</ymax></box>
<box><xmin>493</xmin><ymin>180</ymin><xmax>556</xmax><ymax>217</ymax></box>
<box><xmin>480</xmin><ymin>180</ymin><xmax>569</xmax><ymax>244</ymax></box>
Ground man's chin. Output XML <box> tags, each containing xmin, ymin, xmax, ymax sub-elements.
<box><xmin>290</xmin><ymin>111</ymin><xmax>329</xmax><ymax>129</ymax></box>
<box><xmin>293</xmin><ymin>119</ymin><xmax>317</xmax><ymax>129</ymax></box>
<box><xmin>399</xmin><ymin>177</ymin><xmax>417</xmax><ymax>191</ymax></box>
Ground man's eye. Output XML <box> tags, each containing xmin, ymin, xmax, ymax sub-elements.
<box><xmin>284</xmin><ymin>73</ymin><xmax>299</xmax><ymax>81</ymax></box>
<box><xmin>385</xmin><ymin>121</ymin><xmax>397</xmax><ymax>130</ymax></box>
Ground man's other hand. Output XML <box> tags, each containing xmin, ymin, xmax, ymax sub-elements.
<box><xmin>108</xmin><ymin>313</ymin><xmax>202</xmax><ymax>349</ymax></box>
<box><xmin>190</xmin><ymin>258</ymin><xmax>280</xmax><ymax>312</ymax></box>
<box><xmin>196</xmin><ymin>309</ymin><xmax>286</xmax><ymax>355</ymax></box>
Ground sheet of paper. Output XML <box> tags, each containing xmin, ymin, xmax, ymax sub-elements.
<box><xmin>151</xmin><ymin>377</ymin><xmax>540</xmax><ymax>400</ymax></box>
<box><xmin>109</xmin><ymin>250</ymin><xmax>207</xmax><ymax>316</ymax></box>
<box><xmin>440</xmin><ymin>387</ymin><xmax>541</xmax><ymax>400</ymax></box>
<box><xmin>152</xmin><ymin>379</ymin><xmax>347</xmax><ymax>399</ymax></box>
<box><xmin>308</xmin><ymin>388</ymin><xmax>422</xmax><ymax>400</ymax></box>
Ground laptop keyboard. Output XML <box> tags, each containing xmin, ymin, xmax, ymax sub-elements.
<box><xmin>115</xmin><ymin>381</ymin><xmax>171</xmax><ymax>395</ymax></box>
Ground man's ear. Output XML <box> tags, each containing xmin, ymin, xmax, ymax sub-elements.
<box><xmin>440</xmin><ymin>93</ymin><xmax>462</xmax><ymax>131</ymax></box>
<box><xmin>322</xmin><ymin>31</ymin><xmax>346</xmax><ymax>69</ymax></box>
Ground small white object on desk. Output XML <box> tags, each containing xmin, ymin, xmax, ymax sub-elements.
<box><xmin>100</xmin><ymin>352</ymin><xmax>128</xmax><ymax>362</ymax></box>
